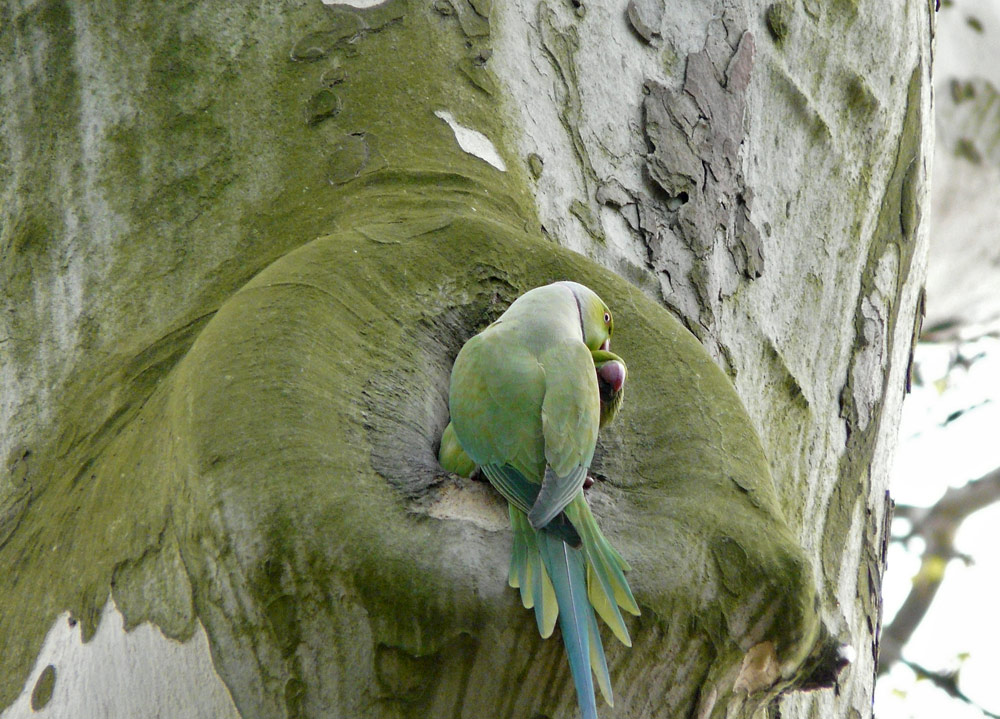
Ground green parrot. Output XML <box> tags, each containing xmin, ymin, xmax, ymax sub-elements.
<box><xmin>442</xmin><ymin>281</ymin><xmax>638</xmax><ymax>719</ymax></box>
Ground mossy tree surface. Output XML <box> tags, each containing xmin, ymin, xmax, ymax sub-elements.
<box><xmin>0</xmin><ymin>2</ymin><xmax>932</xmax><ymax>719</ymax></box>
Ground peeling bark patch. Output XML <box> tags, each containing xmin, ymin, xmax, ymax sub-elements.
<box><xmin>597</xmin><ymin>180</ymin><xmax>641</xmax><ymax>231</ymax></box>
<box><xmin>111</xmin><ymin>524</ymin><xmax>197</xmax><ymax>642</ymax></box>
<box><xmin>569</xmin><ymin>199</ymin><xmax>602</xmax><ymax>241</ymax></box>
<box><xmin>712</xmin><ymin>536</ymin><xmax>752</xmax><ymax>596</ymax></box>
<box><xmin>291</xmin><ymin>30</ymin><xmax>361</xmax><ymax>62</ymax></box>
<box><xmin>626</xmin><ymin>0</ymin><xmax>664</xmax><ymax>45</ymax></box>
<box><xmin>433</xmin><ymin>0</ymin><xmax>454</xmax><ymax>15</ymax></box>
<box><xmin>328</xmin><ymin>133</ymin><xmax>387</xmax><ymax>184</ymax></box>
<box><xmin>848</xmin><ymin>249</ymin><xmax>897</xmax><ymax>432</ymax></box>
<box><xmin>637</xmin><ymin>18</ymin><xmax>762</xmax><ymax>339</ymax></box>
<box><xmin>870</xmin><ymin>491</ymin><xmax>893</xmax><ymax>664</ymax></box>
<box><xmin>797</xmin><ymin>632</ymin><xmax>854</xmax><ymax>690</ymax></box>
<box><xmin>527</xmin><ymin>153</ymin><xmax>544</xmax><ymax>179</ymax></box>
<box><xmin>845</xmin><ymin>73</ymin><xmax>879</xmax><ymax>119</ymax></box>
<box><xmin>375</xmin><ymin>643</ymin><xmax>441</xmax><ymax>701</ymax></box>
<box><xmin>290</xmin><ymin>3</ymin><xmax>404</xmax><ymax>61</ymax></box>
<box><xmin>30</xmin><ymin>665</ymin><xmax>55</xmax><ymax>711</ymax></box>
<box><xmin>306</xmin><ymin>88</ymin><xmax>343</xmax><ymax>125</ymax></box>
<box><xmin>904</xmin><ymin>287</ymin><xmax>925</xmax><ymax>393</ymax></box>
<box><xmin>292</xmin><ymin>1</ymin><xmax>405</xmax><ymax>134</ymax></box>
<box><xmin>423</xmin><ymin>480</ymin><xmax>509</xmax><ymax>530</ymax></box>
<box><xmin>459</xmin><ymin>50</ymin><xmax>498</xmax><ymax>96</ymax></box>
<box><xmin>431</xmin><ymin>1</ymin><xmax>495</xmax><ymax>95</ymax></box>
<box><xmin>448</xmin><ymin>0</ymin><xmax>491</xmax><ymax>37</ymax></box>
<box><xmin>434</xmin><ymin>111</ymin><xmax>507</xmax><ymax>171</ymax></box>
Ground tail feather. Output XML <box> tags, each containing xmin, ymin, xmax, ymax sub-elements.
<box><xmin>537</xmin><ymin>531</ymin><xmax>598</xmax><ymax>719</ymax></box>
<box><xmin>587</xmin><ymin>604</ymin><xmax>613</xmax><ymax>707</ymax></box>
<box><xmin>565</xmin><ymin>495</ymin><xmax>640</xmax><ymax>619</ymax></box>
<box><xmin>509</xmin><ymin>495</ymin><xmax>638</xmax><ymax>718</ymax></box>
<box><xmin>586</xmin><ymin>562</ymin><xmax>631</xmax><ymax>647</ymax></box>
<box><xmin>532</xmin><ymin>549</ymin><xmax>558</xmax><ymax>638</ymax></box>
<box><xmin>509</xmin><ymin>506</ymin><xmax>528</xmax><ymax>596</ymax></box>
<box><xmin>509</xmin><ymin>506</ymin><xmax>557</xmax><ymax>637</ymax></box>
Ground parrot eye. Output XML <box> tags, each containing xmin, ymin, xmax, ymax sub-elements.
<box><xmin>603</xmin><ymin>312</ymin><xmax>611</xmax><ymax>324</ymax></box>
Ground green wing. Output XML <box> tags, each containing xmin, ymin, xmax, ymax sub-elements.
<box><xmin>448</xmin><ymin>331</ymin><xmax>545</xmax><ymax>483</ymax></box>
<box><xmin>527</xmin><ymin>339</ymin><xmax>599</xmax><ymax>529</ymax></box>
<box><xmin>480</xmin><ymin>464</ymin><xmax>538</xmax><ymax>515</ymax></box>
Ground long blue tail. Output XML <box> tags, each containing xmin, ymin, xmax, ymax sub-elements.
<box><xmin>536</xmin><ymin>530</ymin><xmax>602</xmax><ymax>719</ymax></box>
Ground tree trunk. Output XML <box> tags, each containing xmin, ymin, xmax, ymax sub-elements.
<box><xmin>0</xmin><ymin>2</ymin><xmax>933</xmax><ymax>718</ymax></box>
<box><xmin>923</xmin><ymin>0</ymin><xmax>1000</xmax><ymax>340</ymax></box>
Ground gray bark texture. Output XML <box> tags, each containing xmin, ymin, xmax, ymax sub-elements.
<box><xmin>0</xmin><ymin>1</ymin><xmax>933</xmax><ymax>719</ymax></box>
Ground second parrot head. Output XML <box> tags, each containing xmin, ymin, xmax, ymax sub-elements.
<box><xmin>558</xmin><ymin>281</ymin><xmax>613</xmax><ymax>352</ymax></box>
<box><xmin>592</xmin><ymin>351</ymin><xmax>626</xmax><ymax>395</ymax></box>
<box><xmin>591</xmin><ymin>349</ymin><xmax>627</xmax><ymax>429</ymax></box>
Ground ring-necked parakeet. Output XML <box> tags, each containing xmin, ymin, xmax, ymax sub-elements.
<box><xmin>442</xmin><ymin>281</ymin><xmax>638</xmax><ymax>719</ymax></box>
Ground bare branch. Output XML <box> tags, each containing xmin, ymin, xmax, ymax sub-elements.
<box><xmin>879</xmin><ymin>465</ymin><xmax>1000</xmax><ymax>673</ymax></box>
<box><xmin>901</xmin><ymin>659</ymin><xmax>1000</xmax><ymax>719</ymax></box>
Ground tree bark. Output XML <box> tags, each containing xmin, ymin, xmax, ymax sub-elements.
<box><xmin>0</xmin><ymin>2</ymin><xmax>933</xmax><ymax>718</ymax></box>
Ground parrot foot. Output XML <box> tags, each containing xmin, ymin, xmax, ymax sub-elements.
<box><xmin>583</xmin><ymin>471</ymin><xmax>611</xmax><ymax>490</ymax></box>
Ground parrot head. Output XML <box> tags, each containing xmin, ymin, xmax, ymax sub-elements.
<box><xmin>559</xmin><ymin>281</ymin><xmax>613</xmax><ymax>352</ymax></box>
<box><xmin>592</xmin><ymin>349</ymin><xmax>627</xmax><ymax>429</ymax></box>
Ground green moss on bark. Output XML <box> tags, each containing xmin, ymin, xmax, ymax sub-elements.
<box><xmin>1</xmin><ymin>2</ymin><xmax>824</xmax><ymax>717</ymax></box>
<box><xmin>1</xmin><ymin>191</ymin><xmax>822</xmax><ymax>715</ymax></box>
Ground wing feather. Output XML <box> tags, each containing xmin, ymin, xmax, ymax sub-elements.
<box><xmin>527</xmin><ymin>339</ymin><xmax>599</xmax><ymax>528</ymax></box>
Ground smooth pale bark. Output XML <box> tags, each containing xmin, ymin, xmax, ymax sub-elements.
<box><xmin>495</xmin><ymin>2</ymin><xmax>933</xmax><ymax>717</ymax></box>
<box><xmin>0</xmin><ymin>2</ymin><xmax>932</xmax><ymax>718</ymax></box>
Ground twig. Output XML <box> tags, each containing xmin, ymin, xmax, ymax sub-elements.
<box><xmin>901</xmin><ymin>659</ymin><xmax>1000</xmax><ymax>719</ymax></box>
<box><xmin>879</xmin><ymin>465</ymin><xmax>1000</xmax><ymax>673</ymax></box>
